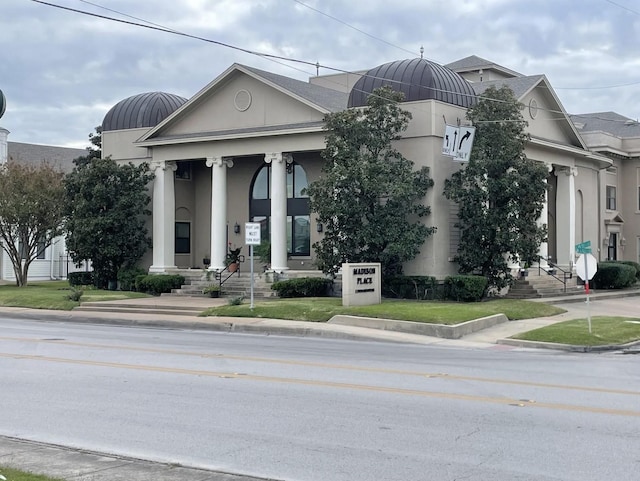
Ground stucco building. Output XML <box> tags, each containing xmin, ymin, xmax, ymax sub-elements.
<box><xmin>101</xmin><ymin>55</ymin><xmax>623</xmax><ymax>281</ymax></box>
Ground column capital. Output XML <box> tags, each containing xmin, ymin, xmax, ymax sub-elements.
<box><xmin>150</xmin><ymin>160</ymin><xmax>177</xmax><ymax>172</ymax></box>
<box><xmin>206</xmin><ymin>156</ymin><xmax>234</xmax><ymax>168</ymax></box>
<box><xmin>265</xmin><ymin>152</ymin><xmax>293</xmax><ymax>164</ymax></box>
<box><xmin>555</xmin><ymin>166</ymin><xmax>578</xmax><ymax>177</ymax></box>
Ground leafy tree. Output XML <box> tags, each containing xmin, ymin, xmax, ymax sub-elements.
<box><xmin>443</xmin><ymin>85</ymin><xmax>548</xmax><ymax>289</ymax></box>
<box><xmin>0</xmin><ymin>161</ymin><xmax>65</xmax><ymax>286</ymax></box>
<box><xmin>306</xmin><ymin>86</ymin><xmax>436</xmax><ymax>278</ymax></box>
<box><xmin>64</xmin><ymin>150</ymin><xmax>154</xmax><ymax>288</ymax></box>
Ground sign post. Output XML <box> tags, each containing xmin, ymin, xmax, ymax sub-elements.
<box><xmin>575</xmin><ymin>241</ymin><xmax>597</xmax><ymax>334</ymax></box>
<box><xmin>245</xmin><ymin>223</ymin><xmax>261</xmax><ymax>309</ymax></box>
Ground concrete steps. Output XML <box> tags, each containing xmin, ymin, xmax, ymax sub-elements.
<box><xmin>168</xmin><ymin>273</ymin><xmax>277</xmax><ymax>299</ymax></box>
<box><xmin>506</xmin><ymin>269</ymin><xmax>584</xmax><ymax>299</ymax></box>
<box><xmin>74</xmin><ymin>301</ymin><xmax>205</xmax><ymax>317</ymax></box>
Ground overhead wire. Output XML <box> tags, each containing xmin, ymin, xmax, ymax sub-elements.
<box><xmin>29</xmin><ymin>0</ymin><xmax>638</xmax><ymax>127</ymax></box>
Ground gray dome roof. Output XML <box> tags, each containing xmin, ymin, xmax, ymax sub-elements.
<box><xmin>0</xmin><ymin>89</ymin><xmax>6</xmax><ymax>119</ymax></box>
<box><xmin>102</xmin><ymin>92</ymin><xmax>187</xmax><ymax>131</ymax></box>
<box><xmin>348</xmin><ymin>58</ymin><xmax>476</xmax><ymax>108</ymax></box>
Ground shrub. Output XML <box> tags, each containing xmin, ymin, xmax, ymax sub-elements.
<box><xmin>68</xmin><ymin>271</ymin><xmax>94</xmax><ymax>287</ymax></box>
<box><xmin>383</xmin><ymin>275</ymin><xmax>439</xmax><ymax>300</ymax></box>
<box><xmin>67</xmin><ymin>286</ymin><xmax>84</xmax><ymax>301</ymax></box>
<box><xmin>616</xmin><ymin>261</ymin><xmax>640</xmax><ymax>281</ymax></box>
<box><xmin>592</xmin><ymin>262</ymin><xmax>636</xmax><ymax>289</ymax></box>
<box><xmin>135</xmin><ymin>274</ymin><xmax>185</xmax><ymax>295</ymax></box>
<box><xmin>117</xmin><ymin>266</ymin><xmax>147</xmax><ymax>291</ymax></box>
<box><xmin>443</xmin><ymin>275</ymin><xmax>487</xmax><ymax>302</ymax></box>
<box><xmin>271</xmin><ymin>277</ymin><xmax>332</xmax><ymax>298</ymax></box>
<box><xmin>228</xmin><ymin>296</ymin><xmax>244</xmax><ymax>306</ymax></box>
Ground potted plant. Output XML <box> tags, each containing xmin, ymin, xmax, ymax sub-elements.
<box><xmin>226</xmin><ymin>245</ymin><xmax>242</xmax><ymax>272</ymax></box>
<box><xmin>203</xmin><ymin>284</ymin><xmax>220</xmax><ymax>298</ymax></box>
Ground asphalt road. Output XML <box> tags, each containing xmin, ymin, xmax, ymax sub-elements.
<box><xmin>1</xmin><ymin>317</ymin><xmax>638</xmax><ymax>481</ymax></box>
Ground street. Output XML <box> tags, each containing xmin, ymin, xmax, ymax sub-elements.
<box><xmin>0</xmin><ymin>316</ymin><xmax>638</xmax><ymax>481</ymax></box>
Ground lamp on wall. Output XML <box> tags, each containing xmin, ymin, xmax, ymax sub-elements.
<box><xmin>316</xmin><ymin>222</ymin><xmax>323</xmax><ymax>233</ymax></box>
<box><xmin>234</xmin><ymin>222</ymin><xmax>240</xmax><ymax>234</ymax></box>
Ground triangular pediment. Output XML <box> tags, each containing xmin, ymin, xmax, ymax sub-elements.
<box><xmin>605</xmin><ymin>212</ymin><xmax>624</xmax><ymax>224</ymax></box>
<box><xmin>473</xmin><ymin>76</ymin><xmax>586</xmax><ymax>150</ymax></box>
<box><xmin>139</xmin><ymin>64</ymin><xmax>347</xmax><ymax>144</ymax></box>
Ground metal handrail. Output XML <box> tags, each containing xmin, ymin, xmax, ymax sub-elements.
<box><xmin>215</xmin><ymin>255</ymin><xmax>245</xmax><ymax>290</ymax></box>
<box><xmin>537</xmin><ymin>258</ymin><xmax>572</xmax><ymax>293</ymax></box>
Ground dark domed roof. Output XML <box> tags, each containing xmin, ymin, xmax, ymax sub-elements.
<box><xmin>348</xmin><ymin>58</ymin><xmax>476</xmax><ymax>108</ymax></box>
<box><xmin>102</xmin><ymin>92</ymin><xmax>188</xmax><ymax>131</ymax></box>
<box><xmin>0</xmin><ymin>89</ymin><xmax>6</xmax><ymax>119</ymax></box>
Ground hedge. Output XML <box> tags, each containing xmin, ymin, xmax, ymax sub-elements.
<box><xmin>616</xmin><ymin>261</ymin><xmax>640</xmax><ymax>281</ymax></box>
<box><xmin>592</xmin><ymin>262</ymin><xmax>636</xmax><ymax>289</ymax></box>
<box><xmin>117</xmin><ymin>266</ymin><xmax>147</xmax><ymax>291</ymax></box>
<box><xmin>443</xmin><ymin>275</ymin><xmax>487</xmax><ymax>302</ymax></box>
<box><xmin>135</xmin><ymin>274</ymin><xmax>185</xmax><ymax>295</ymax></box>
<box><xmin>271</xmin><ymin>277</ymin><xmax>332</xmax><ymax>298</ymax></box>
<box><xmin>383</xmin><ymin>275</ymin><xmax>439</xmax><ymax>300</ymax></box>
<box><xmin>68</xmin><ymin>271</ymin><xmax>94</xmax><ymax>287</ymax></box>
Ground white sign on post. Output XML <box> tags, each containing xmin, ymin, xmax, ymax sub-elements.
<box><xmin>245</xmin><ymin>223</ymin><xmax>261</xmax><ymax>309</ymax></box>
<box><xmin>245</xmin><ymin>223</ymin><xmax>261</xmax><ymax>245</ymax></box>
<box><xmin>575</xmin><ymin>253</ymin><xmax>597</xmax><ymax>280</ymax></box>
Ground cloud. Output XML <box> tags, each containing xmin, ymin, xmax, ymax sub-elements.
<box><xmin>2</xmin><ymin>0</ymin><xmax>640</xmax><ymax>147</ymax></box>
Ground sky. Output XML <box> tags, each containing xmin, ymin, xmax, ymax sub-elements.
<box><xmin>2</xmin><ymin>0</ymin><xmax>640</xmax><ymax>148</ymax></box>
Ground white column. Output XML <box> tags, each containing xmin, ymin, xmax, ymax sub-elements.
<box><xmin>266</xmin><ymin>152</ymin><xmax>291</xmax><ymax>272</ymax></box>
<box><xmin>555</xmin><ymin>166</ymin><xmax>577</xmax><ymax>267</ymax></box>
<box><xmin>537</xmin><ymin>164</ymin><xmax>553</xmax><ymax>269</ymax></box>
<box><xmin>149</xmin><ymin>161</ymin><xmax>177</xmax><ymax>273</ymax></box>
<box><xmin>206</xmin><ymin>156</ymin><xmax>233</xmax><ymax>271</ymax></box>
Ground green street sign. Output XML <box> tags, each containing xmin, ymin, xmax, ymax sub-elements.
<box><xmin>576</xmin><ymin>240</ymin><xmax>592</xmax><ymax>254</ymax></box>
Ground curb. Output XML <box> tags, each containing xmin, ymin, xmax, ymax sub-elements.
<box><xmin>0</xmin><ymin>308</ymin><xmax>428</xmax><ymax>344</ymax></box>
<box><xmin>497</xmin><ymin>337</ymin><xmax>640</xmax><ymax>352</ymax></box>
<box><xmin>328</xmin><ymin>314</ymin><xmax>508</xmax><ymax>339</ymax></box>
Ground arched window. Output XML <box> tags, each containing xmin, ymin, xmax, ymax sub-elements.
<box><xmin>250</xmin><ymin>163</ymin><xmax>310</xmax><ymax>256</ymax></box>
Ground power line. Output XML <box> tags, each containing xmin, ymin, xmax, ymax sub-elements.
<box><xmin>30</xmin><ymin>0</ymin><xmax>634</xmax><ymax>125</ymax></box>
<box><xmin>291</xmin><ymin>0</ymin><xmax>421</xmax><ymax>60</ymax></box>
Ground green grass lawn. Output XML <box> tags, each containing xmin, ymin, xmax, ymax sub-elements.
<box><xmin>0</xmin><ymin>281</ymin><xmax>150</xmax><ymax>310</ymax></box>
<box><xmin>202</xmin><ymin>297</ymin><xmax>565</xmax><ymax>324</ymax></box>
<box><xmin>0</xmin><ymin>466</ymin><xmax>64</xmax><ymax>481</ymax></box>
<box><xmin>512</xmin><ymin>316</ymin><xmax>640</xmax><ymax>346</ymax></box>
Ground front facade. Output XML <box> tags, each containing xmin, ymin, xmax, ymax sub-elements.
<box><xmin>102</xmin><ymin>55</ymin><xmax>620</xmax><ymax>281</ymax></box>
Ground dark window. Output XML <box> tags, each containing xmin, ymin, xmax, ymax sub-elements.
<box><xmin>175</xmin><ymin>222</ymin><xmax>191</xmax><ymax>254</ymax></box>
<box><xmin>19</xmin><ymin>240</ymin><xmax>45</xmax><ymax>260</ymax></box>
<box><xmin>606</xmin><ymin>185</ymin><xmax>616</xmax><ymax>210</ymax></box>
<box><xmin>175</xmin><ymin>162</ymin><xmax>191</xmax><ymax>180</ymax></box>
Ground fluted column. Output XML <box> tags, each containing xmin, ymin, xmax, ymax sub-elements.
<box><xmin>149</xmin><ymin>161</ymin><xmax>177</xmax><ymax>273</ymax></box>
<box><xmin>265</xmin><ymin>152</ymin><xmax>292</xmax><ymax>272</ymax></box>
<box><xmin>555</xmin><ymin>166</ymin><xmax>577</xmax><ymax>267</ymax></box>
<box><xmin>206</xmin><ymin>156</ymin><xmax>233</xmax><ymax>271</ymax></box>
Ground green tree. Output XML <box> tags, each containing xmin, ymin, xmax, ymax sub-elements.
<box><xmin>64</xmin><ymin>151</ymin><xmax>154</xmax><ymax>288</ymax></box>
<box><xmin>306</xmin><ymin>86</ymin><xmax>436</xmax><ymax>278</ymax></box>
<box><xmin>443</xmin><ymin>85</ymin><xmax>548</xmax><ymax>289</ymax></box>
<box><xmin>0</xmin><ymin>161</ymin><xmax>66</xmax><ymax>286</ymax></box>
